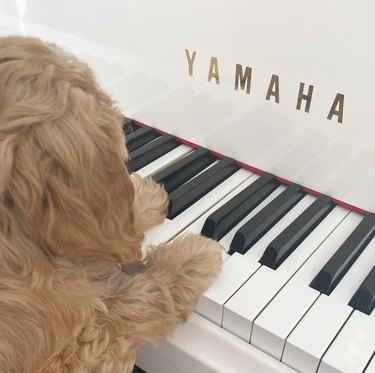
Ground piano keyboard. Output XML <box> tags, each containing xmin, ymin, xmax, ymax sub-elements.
<box><xmin>125</xmin><ymin>119</ymin><xmax>375</xmax><ymax>373</ymax></box>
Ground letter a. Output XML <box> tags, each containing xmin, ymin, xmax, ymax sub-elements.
<box><xmin>327</xmin><ymin>93</ymin><xmax>344</xmax><ymax>124</ymax></box>
<box><xmin>266</xmin><ymin>74</ymin><xmax>280</xmax><ymax>103</ymax></box>
<box><xmin>208</xmin><ymin>57</ymin><xmax>220</xmax><ymax>84</ymax></box>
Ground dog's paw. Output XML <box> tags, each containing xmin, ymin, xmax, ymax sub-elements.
<box><xmin>144</xmin><ymin>234</ymin><xmax>223</xmax><ymax>319</ymax></box>
<box><xmin>146</xmin><ymin>233</ymin><xmax>223</xmax><ymax>290</ymax></box>
<box><xmin>132</xmin><ymin>173</ymin><xmax>169</xmax><ymax>231</ymax></box>
<box><xmin>173</xmin><ymin>233</ymin><xmax>223</xmax><ymax>279</ymax></box>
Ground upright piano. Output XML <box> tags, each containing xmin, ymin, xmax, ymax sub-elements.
<box><xmin>1</xmin><ymin>1</ymin><xmax>375</xmax><ymax>372</ymax></box>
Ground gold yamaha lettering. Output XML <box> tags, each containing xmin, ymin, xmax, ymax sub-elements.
<box><xmin>185</xmin><ymin>49</ymin><xmax>344</xmax><ymax>124</ymax></box>
<box><xmin>266</xmin><ymin>74</ymin><xmax>280</xmax><ymax>104</ymax></box>
<box><xmin>235</xmin><ymin>64</ymin><xmax>252</xmax><ymax>94</ymax></box>
<box><xmin>208</xmin><ymin>57</ymin><xmax>220</xmax><ymax>84</ymax></box>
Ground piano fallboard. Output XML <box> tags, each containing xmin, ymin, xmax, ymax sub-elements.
<box><xmin>1</xmin><ymin>1</ymin><xmax>375</xmax><ymax>212</ymax></box>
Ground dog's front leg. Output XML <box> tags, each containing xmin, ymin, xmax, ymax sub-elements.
<box><xmin>102</xmin><ymin>234</ymin><xmax>223</xmax><ymax>349</ymax></box>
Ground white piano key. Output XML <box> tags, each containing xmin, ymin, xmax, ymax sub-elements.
<box><xmin>283</xmin><ymin>295</ymin><xmax>352</xmax><ymax>373</ymax></box>
<box><xmin>318</xmin><ymin>310</ymin><xmax>375</xmax><ymax>373</ymax></box>
<box><xmin>249</xmin><ymin>206</ymin><xmax>348</xmax><ymax>343</ymax></box>
<box><xmin>194</xmin><ymin>186</ymin><xmax>287</xmax><ymax>326</ymax></box>
<box><xmin>182</xmin><ymin>173</ymin><xmax>260</xmax><ymax>236</ymax></box>
<box><xmin>365</xmin><ymin>354</ymin><xmax>375</xmax><ymax>373</ymax></box>
<box><xmin>175</xmin><ymin>157</ymin><xmax>220</xmax><ymax>184</ymax></box>
<box><xmin>142</xmin><ymin>168</ymin><xmax>252</xmax><ymax>248</ymax></box>
<box><xmin>196</xmin><ymin>252</ymin><xmax>260</xmax><ymax>326</ymax></box>
<box><xmin>282</xmin><ymin>214</ymin><xmax>375</xmax><ymax>373</ymax></box>
<box><xmin>222</xmin><ymin>194</ymin><xmax>317</xmax><ymax>343</ymax></box>
<box><xmin>219</xmin><ymin>185</ymin><xmax>287</xmax><ymax>251</ymax></box>
<box><xmin>135</xmin><ymin>144</ymin><xmax>192</xmax><ymax>178</ymax></box>
<box><xmin>180</xmin><ymin>173</ymin><xmax>259</xmax><ymax>264</ymax></box>
<box><xmin>252</xmin><ymin>281</ymin><xmax>318</xmax><ymax>361</ymax></box>
<box><xmin>250</xmin><ymin>208</ymin><xmax>355</xmax><ymax>360</ymax></box>
<box><xmin>223</xmin><ymin>194</ymin><xmax>320</xmax><ymax>327</ymax></box>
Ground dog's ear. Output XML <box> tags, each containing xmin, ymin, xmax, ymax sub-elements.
<box><xmin>0</xmin><ymin>36</ymin><xmax>143</xmax><ymax>263</ymax></box>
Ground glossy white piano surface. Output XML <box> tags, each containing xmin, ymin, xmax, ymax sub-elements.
<box><xmin>1</xmin><ymin>0</ymin><xmax>375</xmax><ymax>212</ymax></box>
<box><xmin>1</xmin><ymin>2</ymin><xmax>375</xmax><ymax>373</ymax></box>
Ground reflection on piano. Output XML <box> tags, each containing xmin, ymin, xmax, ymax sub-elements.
<box><xmin>2</xmin><ymin>1</ymin><xmax>375</xmax><ymax>372</ymax></box>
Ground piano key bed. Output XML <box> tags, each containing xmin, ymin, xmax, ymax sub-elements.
<box><xmin>124</xmin><ymin>119</ymin><xmax>375</xmax><ymax>373</ymax></box>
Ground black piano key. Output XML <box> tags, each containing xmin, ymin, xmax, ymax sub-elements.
<box><xmin>260</xmin><ymin>195</ymin><xmax>335</xmax><ymax>270</ymax></box>
<box><xmin>132</xmin><ymin>366</ymin><xmax>147</xmax><ymax>373</ymax></box>
<box><xmin>349</xmin><ymin>266</ymin><xmax>375</xmax><ymax>315</ymax></box>
<box><xmin>310</xmin><ymin>213</ymin><xmax>375</xmax><ymax>295</ymax></box>
<box><xmin>126</xmin><ymin>126</ymin><xmax>159</xmax><ymax>152</ymax></box>
<box><xmin>201</xmin><ymin>173</ymin><xmax>279</xmax><ymax>240</ymax></box>
<box><xmin>229</xmin><ymin>183</ymin><xmax>305</xmax><ymax>255</ymax></box>
<box><xmin>152</xmin><ymin>148</ymin><xmax>216</xmax><ymax>193</ymax></box>
<box><xmin>127</xmin><ymin>134</ymin><xmax>180</xmax><ymax>172</ymax></box>
<box><xmin>168</xmin><ymin>158</ymin><xmax>239</xmax><ymax>219</ymax></box>
<box><xmin>123</xmin><ymin>118</ymin><xmax>140</xmax><ymax>135</ymax></box>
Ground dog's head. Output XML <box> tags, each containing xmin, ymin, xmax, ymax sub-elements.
<box><xmin>0</xmin><ymin>36</ymin><xmax>143</xmax><ymax>264</ymax></box>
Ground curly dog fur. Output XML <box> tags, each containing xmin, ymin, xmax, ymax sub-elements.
<box><xmin>0</xmin><ymin>36</ymin><xmax>223</xmax><ymax>372</ymax></box>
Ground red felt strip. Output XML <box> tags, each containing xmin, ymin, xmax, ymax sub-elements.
<box><xmin>133</xmin><ymin>120</ymin><xmax>368</xmax><ymax>215</ymax></box>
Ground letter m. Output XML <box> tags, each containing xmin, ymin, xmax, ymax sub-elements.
<box><xmin>235</xmin><ymin>64</ymin><xmax>252</xmax><ymax>94</ymax></box>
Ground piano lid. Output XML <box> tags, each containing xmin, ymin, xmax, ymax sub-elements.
<box><xmin>1</xmin><ymin>0</ymin><xmax>375</xmax><ymax>211</ymax></box>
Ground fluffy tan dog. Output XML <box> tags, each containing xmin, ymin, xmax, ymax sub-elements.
<box><xmin>0</xmin><ymin>36</ymin><xmax>223</xmax><ymax>373</ymax></box>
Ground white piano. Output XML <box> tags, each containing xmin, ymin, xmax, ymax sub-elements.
<box><xmin>1</xmin><ymin>1</ymin><xmax>375</xmax><ymax>372</ymax></box>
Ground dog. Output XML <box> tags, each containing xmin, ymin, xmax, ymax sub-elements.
<box><xmin>0</xmin><ymin>36</ymin><xmax>223</xmax><ymax>373</ymax></box>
